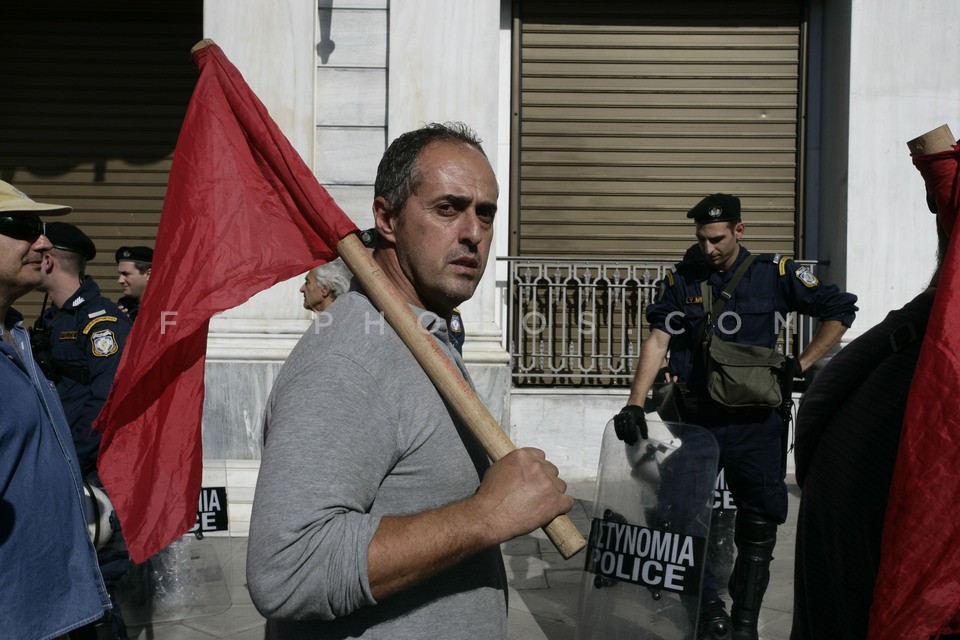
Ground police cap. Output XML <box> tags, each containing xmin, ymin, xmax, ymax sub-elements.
<box><xmin>115</xmin><ymin>245</ymin><xmax>154</xmax><ymax>264</ymax></box>
<box><xmin>45</xmin><ymin>222</ymin><xmax>96</xmax><ymax>260</ymax></box>
<box><xmin>686</xmin><ymin>193</ymin><xmax>741</xmax><ymax>224</ymax></box>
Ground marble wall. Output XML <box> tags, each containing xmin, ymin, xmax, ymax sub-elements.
<box><xmin>193</xmin><ymin>0</ymin><xmax>960</xmax><ymax>527</ymax></box>
<box><xmin>829</xmin><ymin>0</ymin><xmax>960</xmax><ymax>333</ymax></box>
<box><xmin>199</xmin><ymin>1</ymin><xmax>513</xmax><ymax>536</ymax></box>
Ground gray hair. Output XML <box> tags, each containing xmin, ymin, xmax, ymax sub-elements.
<box><xmin>312</xmin><ymin>258</ymin><xmax>352</xmax><ymax>298</ymax></box>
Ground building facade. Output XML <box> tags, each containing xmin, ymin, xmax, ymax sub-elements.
<box><xmin>4</xmin><ymin>0</ymin><xmax>960</xmax><ymax>534</ymax></box>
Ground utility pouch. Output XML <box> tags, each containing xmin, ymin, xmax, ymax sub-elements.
<box><xmin>705</xmin><ymin>338</ymin><xmax>785</xmax><ymax>408</ymax></box>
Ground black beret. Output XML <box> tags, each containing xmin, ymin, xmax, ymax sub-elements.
<box><xmin>686</xmin><ymin>193</ymin><xmax>741</xmax><ymax>224</ymax></box>
<box><xmin>115</xmin><ymin>245</ymin><xmax>154</xmax><ymax>264</ymax></box>
<box><xmin>45</xmin><ymin>222</ymin><xmax>96</xmax><ymax>260</ymax></box>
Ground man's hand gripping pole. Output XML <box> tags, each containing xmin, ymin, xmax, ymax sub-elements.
<box><xmin>337</xmin><ymin>233</ymin><xmax>586</xmax><ymax>559</ymax></box>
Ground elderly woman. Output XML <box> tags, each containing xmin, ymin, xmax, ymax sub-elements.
<box><xmin>300</xmin><ymin>258</ymin><xmax>351</xmax><ymax>313</ymax></box>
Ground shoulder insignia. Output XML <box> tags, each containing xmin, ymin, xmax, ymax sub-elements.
<box><xmin>83</xmin><ymin>315</ymin><xmax>120</xmax><ymax>334</ymax></box>
<box><xmin>91</xmin><ymin>329</ymin><xmax>118</xmax><ymax>357</ymax></box>
<box><xmin>665</xmin><ymin>270</ymin><xmax>675</xmax><ymax>287</ymax></box>
<box><xmin>778</xmin><ymin>256</ymin><xmax>791</xmax><ymax>276</ymax></box>
<box><xmin>58</xmin><ymin>330</ymin><xmax>79</xmax><ymax>341</ymax></box>
<box><xmin>449</xmin><ymin>315</ymin><xmax>463</xmax><ymax>333</ymax></box>
<box><xmin>88</xmin><ymin>309</ymin><xmax>106</xmax><ymax>319</ymax></box>
<box><xmin>794</xmin><ymin>265</ymin><xmax>820</xmax><ymax>288</ymax></box>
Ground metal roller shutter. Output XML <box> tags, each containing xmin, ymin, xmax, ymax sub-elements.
<box><xmin>513</xmin><ymin>0</ymin><xmax>806</xmax><ymax>259</ymax></box>
<box><xmin>0</xmin><ymin>2</ymin><xmax>201</xmax><ymax>323</ymax></box>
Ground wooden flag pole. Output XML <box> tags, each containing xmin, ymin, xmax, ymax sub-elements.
<box><xmin>187</xmin><ymin>37</ymin><xmax>583</xmax><ymax>559</ymax></box>
<box><xmin>337</xmin><ymin>233</ymin><xmax>586</xmax><ymax>559</ymax></box>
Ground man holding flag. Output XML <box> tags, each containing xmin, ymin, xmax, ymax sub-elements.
<box><xmin>92</xmin><ymin>42</ymin><xmax>575</xmax><ymax>638</ymax></box>
<box><xmin>791</xmin><ymin>127</ymin><xmax>960</xmax><ymax>639</ymax></box>
<box><xmin>246</xmin><ymin>123</ymin><xmax>573</xmax><ymax>639</ymax></box>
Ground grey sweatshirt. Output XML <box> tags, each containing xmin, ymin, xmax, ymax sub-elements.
<box><xmin>247</xmin><ymin>291</ymin><xmax>508</xmax><ymax>639</ymax></box>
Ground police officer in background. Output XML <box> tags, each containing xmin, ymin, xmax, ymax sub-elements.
<box><xmin>35</xmin><ymin>223</ymin><xmax>132</xmax><ymax>476</ymax></box>
<box><xmin>35</xmin><ymin>221</ymin><xmax>132</xmax><ymax>640</ymax></box>
<box><xmin>615</xmin><ymin>194</ymin><xmax>859</xmax><ymax>640</ymax></box>
<box><xmin>114</xmin><ymin>245</ymin><xmax>152</xmax><ymax>320</ymax></box>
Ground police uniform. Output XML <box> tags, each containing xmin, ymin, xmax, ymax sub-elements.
<box><xmin>645</xmin><ymin>194</ymin><xmax>858</xmax><ymax>639</ymax></box>
<box><xmin>38</xmin><ymin>223</ymin><xmax>134</xmax><ymax>639</ymax></box>
<box><xmin>117</xmin><ymin>294</ymin><xmax>140</xmax><ymax>321</ymax></box>
<box><xmin>652</xmin><ymin>249</ymin><xmax>858</xmax><ymax>414</ymax></box>
<box><xmin>40</xmin><ymin>278</ymin><xmax>133</xmax><ymax>639</ymax></box>
<box><xmin>449</xmin><ymin>307</ymin><xmax>466</xmax><ymax>355</ymax></box>
<box><xmin>38</xmin><ymin>276</ymin><xmax>132</xmax><ymax>475</ymax></box>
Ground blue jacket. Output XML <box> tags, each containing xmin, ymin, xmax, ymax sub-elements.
<box><xmin>647</xmin><ymin>246</ymin><xmax>859</xmax><ymax>394</ymax></box>
<box><xmin>38</xmin><ymin>277</ymin><xmax>132</xmax><ymax>475</ymax></box>
<box><xmin>1</xmin><ymin>309</ymin><xmax>111</xmax><ymax>640</ymax></box>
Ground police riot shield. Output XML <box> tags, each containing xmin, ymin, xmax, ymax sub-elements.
<box><xmin>114</xmin><ymin>457</ymin><xmax>235</xmax><ymax>625</ymax></box>
<box><xmin>709</xmin><ymin>469</ymin><xmax>736</xmax><ymax>598</ymax></box>
<box><xmin>575</xmin><ymin>416</ymin><xmax>719</xmax><ymax>640</ymax></box>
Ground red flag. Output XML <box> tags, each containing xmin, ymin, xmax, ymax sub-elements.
<box><xmin>868</xmin><ymin>147</ymin><xmax>960</xmax><ymax>638</ymax></box>
<box><xmin>95</xmin><ymin>41</ymin><xmax>359</xmax><ymax>563</ymax></box>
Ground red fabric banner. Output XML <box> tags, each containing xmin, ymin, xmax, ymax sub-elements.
<box><xmin>868</xmin><ymin>148</ymin><xmax>960</xmax><ymax>638</ymax></box>
<box><xmin>95</xmin><ymin>42</ymin><xmax>358</xmax><ymax>563</ymax></box>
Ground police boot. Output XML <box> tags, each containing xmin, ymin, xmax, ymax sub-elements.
<box><xmin>697</xmin><ymin>599</ymin><xmax>731</xmax><ymax>640</ymax></box>
<box><xmin>728</xmin><ymin>511</ymin><xmax>777</xmax><ymax>640</ymax></box>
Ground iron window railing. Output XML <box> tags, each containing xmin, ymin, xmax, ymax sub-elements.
<box><xmin>503</xmin><ymin>256</ymin><xmax>817</xmax><ymax>386</ymax></box>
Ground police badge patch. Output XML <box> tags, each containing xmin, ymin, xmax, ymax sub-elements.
<box><xmin>449</xmin><ymin>315</ymin><xmax>462</xmax><ymax>333</ymax></box>
<box><xmin>795</xmin><ymin>266</ymin><xmax>819</xmax><ymax>288</ymax></box>
<box><xmin>91</xmin><ymin>329</ymin><xmax>118</xmax><ymax>357</ymax></box>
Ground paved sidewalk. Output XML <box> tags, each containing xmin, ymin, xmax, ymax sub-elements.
<box><xmin>124</xmin><ymin>479</ymin><xmax>799</xmax><ymax>640</ymax></box>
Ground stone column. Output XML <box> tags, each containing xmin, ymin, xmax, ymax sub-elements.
<box><xmin>388</xmin><ymin>0</ymin><xmax>513</xmax><ymax>426</ymax></box>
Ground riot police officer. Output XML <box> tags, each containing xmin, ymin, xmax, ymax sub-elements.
<box><xmin>615</xmin><ymin>194</ymin><xmax>859</xmax><ymax>640</ymax></box>
<box><xmin>35</xmin><ymin>222</ymin><xmax>132</xmax><ymax>475</ymax></box>
<box><xmin>115</xmin><ymin>244</ymin><xmax>152</xmax><ymax>320</ymax></box>
<box><xmin>35</xmin><ymin>221</ymin><xmax>133</xmax><ymax>639</ymax></box>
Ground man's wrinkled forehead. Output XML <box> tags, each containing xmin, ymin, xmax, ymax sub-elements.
<box><xmin>415</xmin><ymin>141</ymin><xmax>499</xmax><ymax>193</ymax></box>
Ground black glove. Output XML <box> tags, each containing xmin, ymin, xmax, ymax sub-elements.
<box><xmin>786</xmin><ymin>356</ymin><xmax>804</xmax><ymax>380</ymax></box>
<box><xmin>614</xmin><ymin>405</ymin><xmax>648</xmax><ymax>445</ymax></box>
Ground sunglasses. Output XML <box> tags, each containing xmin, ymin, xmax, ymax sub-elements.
<box><xmin>0</xmin><ymin>216</ymin><xmax>45</xmax><ymax>243</ymax></box>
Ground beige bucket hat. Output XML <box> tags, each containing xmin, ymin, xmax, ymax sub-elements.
<box><xmin>0</xmin><ymin>180</ymin><xmax>72</xmax><ymax>216</ymax></box>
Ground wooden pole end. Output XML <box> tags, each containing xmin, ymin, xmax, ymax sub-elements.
<box><xmin>191</xmin><ymin>39</ymin><xmax>217</xmax><ymax>55</ymax></box>
<box><xmin>907</xmin><ymin>124</ymin><xmax>955</xmax><ymax>156</ymax></box>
